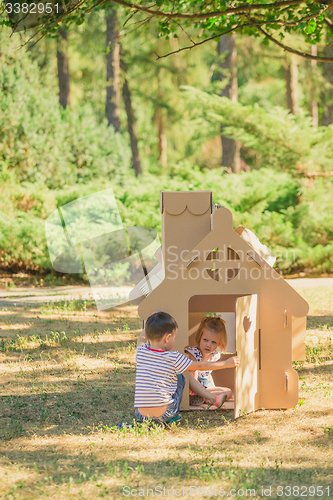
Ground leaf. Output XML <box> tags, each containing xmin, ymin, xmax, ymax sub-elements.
<box><xmin>305</xmin><ymin>19</ymin><xmax>317</xmax><ymax>34</ymax></box>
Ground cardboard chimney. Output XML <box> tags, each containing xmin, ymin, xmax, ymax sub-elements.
<box><xmin>130</xmin><ymin>191</ymin><xmax>309</xmax><ymax>418</ymax></box>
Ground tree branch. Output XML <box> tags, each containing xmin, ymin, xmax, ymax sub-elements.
<box><xmin>244</xmin><ymin>4</ymin><xmax>329</xmax><ymax>28</ymax></box>
<box><xmin>258</xmin><ymin>26</ymin><xmax>333</xmax><ymax>61</ymax></box>
<box><xmin>155</xmin><ymin>22</ymin><xmax>263</xmax><ymax>59</ymax></box>
<box><xmin>171</xmin><ymin>18</ymin><xmax>195</xmax><ymax>44</ymax></box>
<box><xmin>280</xmin><ymin>4</ymin><xmax>330</xmax><ymax>26</ymax></box>
<box><xmin>110</xmin><ymin>0</ymin><xmax>306</xmax><ymax>20</ymax></box>
<box><xmin>324</xmin><ymin>16</ymin><xmax>333</xmax><ymax>34</ymax></box>
<box><xmin>155</xmin><ymin>17</ymin><xmax>333</xmax><ymax>61</ymax></box>
<box><xmin>84</xmin><ymin>0</ymin><xmax>110</xmax><ymax>15</ymax></box>
<box><xmin>22</xmin><ymin>0</ymin><xmax>87</xmax><ymax>50</ymax></box>
<box><xmin>123</xmin><ymin>8</ymin><xmax>140</xmax><ymax>26</ymax></box>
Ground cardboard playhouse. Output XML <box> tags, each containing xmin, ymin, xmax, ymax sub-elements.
<box><xmin>130</xmin><ymin>191</ymin><xmax>309</xmax><ymax>418</ymax></box>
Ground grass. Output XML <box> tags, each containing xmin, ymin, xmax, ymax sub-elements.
<box><xmin>0</xmin><ymin>286</ymin><xmax>332</xmax><ymax>499</ymax></box>
<box><xmin>40</xmin><ymin>299</ymin><xmax>95</xmax><ymax>315</ymax></box>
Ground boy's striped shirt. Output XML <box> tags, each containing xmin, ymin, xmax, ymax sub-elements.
<box><xmin>134</xmin><ymin>344</ymin><xmax>193</xmax><ymax>407</ymax></box>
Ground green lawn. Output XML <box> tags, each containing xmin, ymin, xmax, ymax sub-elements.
<box><xmin>0</xmin><ymin>287</ymin><xmax>332</xmax><ymax>499</ymax></box>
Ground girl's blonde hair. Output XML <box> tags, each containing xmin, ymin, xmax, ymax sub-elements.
<box><xmin>195</xmin><ymin>316</ymin><xmax>227</xmax><ymax>351</ymax></box>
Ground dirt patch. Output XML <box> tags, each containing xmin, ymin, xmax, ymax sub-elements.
<box><xmin>0</xmin><ymin>271</ymin><xmax>88</xmax><ymax>290</ymax></box>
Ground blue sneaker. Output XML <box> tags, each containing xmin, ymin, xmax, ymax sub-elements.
<box><xmin>117</xmin><ymin>422</ymin><xmax>134</xmax><ymax>429</ymax></box>
<box><xmin>165</xmin><ymin>414</ymin><xmax>182</xmax><ymax>424</ymax></box>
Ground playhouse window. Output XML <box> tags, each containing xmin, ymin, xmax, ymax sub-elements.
<box><xmin>205</xmin><ymin>248</ymin><xmax>241</xmax><ymax>282</ymax></box>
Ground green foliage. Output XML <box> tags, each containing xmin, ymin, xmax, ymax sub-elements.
<box><xmin>0</xmin><ymin>31</ymin><xmax>131</xmax><ymax>189</ymax></box>
<box><xmin>1</xmin><ymin>0</ymin><xmax>330</xmax><ymax>64</ymax></box>
<box><xmin>0</xmin><ymin>206</ymin><xmax>50</xmax><ymax>271</ymax></box>
<box><xmin>0</xmin><ymin>21</ymin><xmax>332</xmax><ymax>278</ymax></box>
<box><xmin>182</xmin><ymin>86</ymin><xmax>333</xmax><ymax>173</ymax></box>
<box><xmin>3</xmin><ymin>164</ymin><xmax>333</xmax><ymax>274</ymax></box>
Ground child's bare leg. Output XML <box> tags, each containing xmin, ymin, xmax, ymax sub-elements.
<box><xmin>189</xmin><ymin>373</ymin><xmax>221</xmax><ymax>404</ymax></box>
<box><xmin>207</xmin><ymin>387</ymin><xmax>233</xmax><ymax>400</ymax></box>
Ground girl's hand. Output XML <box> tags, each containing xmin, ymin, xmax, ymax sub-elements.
<box><xmin>224</xmin><ymin>356</ymin><xmax>240</xmax><ymax>368</ymax></box>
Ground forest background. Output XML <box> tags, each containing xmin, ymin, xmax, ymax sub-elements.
<box><xmin>1</xmin><ymin>7</ymin><xmax>333</xmax><ymax>283</ymax></box>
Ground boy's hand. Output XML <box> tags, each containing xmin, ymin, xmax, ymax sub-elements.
<box><xmin>137</xmin><ymin>329</ymin><xmax>148</xmax><ymax>347</ymax></box>
<box><xmin>224</xmin><ymin>356</ymin><xmax>240</xmax><ymax>368</ymax></box>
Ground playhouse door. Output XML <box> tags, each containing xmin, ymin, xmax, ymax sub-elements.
<box><xmin>234</xmin><ymin>294</ymin><xmax>258</xmax><ymax>418</ymax></box>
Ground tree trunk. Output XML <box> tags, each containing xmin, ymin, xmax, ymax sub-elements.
<box><xmin>121</xmin><ymin>60</ymin><xmax>142</xmax><ymax>176</ymax></box>
<box><xmin>57</xmin><ymin>28</ymin><xmax>70</xmax><ymax>109</ymax></box>
<box><xmin>323</xmin><ymin>40</ymin><xmax>333</xmax><ymax>126</ymax></box>
<box><xmin>217</xmin><ymin>34</ymin><xmax>240</xmax><ymax>173</ymax></box>
<box><xmin>310</xmin><ymin>45</ymin><xmax>318</xmax><ymax>129</ymax></box>
<box><xmin>106</xmin><ymin>9</ymin><xmax>120</xmax><ymax>132</ymax></box>
<box><xmin>157</xmin><ymin>70</ymin><xmax>167</xmax><ymax>167</ymax></box>
<box><xmin>157</xmin><ymin>109</ymin><xmax>167</xmax><ymax>168</ymax></box>
<box><xmin>284</xmin><ymin>54</ymin><xmax>298</xmax><ymax>114</ymax></box>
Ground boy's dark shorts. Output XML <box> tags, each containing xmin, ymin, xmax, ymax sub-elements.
<box><xmin>135</xmin><ymin>373</ymin><xmax>185</xmax><ymax>423</ymax></box>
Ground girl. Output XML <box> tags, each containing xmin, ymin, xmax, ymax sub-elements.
<box><xmin>185</xmin><ymin>316</ymin><xmax>237</xmax><ymax>407</ymax></box>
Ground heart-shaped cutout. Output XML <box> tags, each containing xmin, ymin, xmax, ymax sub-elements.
<box><xmin>243</xmin><ymin>316</ymin><xmax>252</xmax><ymax>333</ymax></box>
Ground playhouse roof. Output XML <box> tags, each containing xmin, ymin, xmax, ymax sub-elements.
<box><xmin>138</xmin><ymin>207</ymin><xmax>309</xmax><ymax>319</ymax></box>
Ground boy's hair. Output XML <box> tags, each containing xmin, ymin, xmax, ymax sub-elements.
<box><xmin>195</xmin><ymin>316</ymin><xmax>227</xmax><ymax>351</ymax></box>
<box><xmin>145</xmin><ymin>312</ymin><xmax>178</xmax><ymax>341</ymax></box>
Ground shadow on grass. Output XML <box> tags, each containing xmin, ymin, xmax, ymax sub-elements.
<box><xmin>1</xmin><ymin>304</ymin><xmax>332</xmax><ymax>499</ymax></box>
<box><xmin>0</xmin><ymin>304</ymin><xmax>140</xmax><ymax>356</ymax></box>
<box><xmin>1</xmin><ymin>372</ymin><xmax>333</xmax><ymax>441</ymax></box>
<box><xmin>294</xmin><ymin>363</ymin><xmax>333</xmax><ymax>377</ymax></box>
<box><xmin>2</xmin><ymin>337</ymin><xmax>137</xmax><ymax>354</ymax></box>
<box><xmin>0</xmin><ymin>382</ymin><xmax>135</xmax><ymax>440</ymax></box>
<box><xmin>0</xmin><ymin>316</ymin><xmax>141</xmax><ymax>339</ymax></box>
<box><xmin>307</xmin><ymin>316</ymin><xmax>333</xmax><ymax>329</ymax></box>
<box><xmin>0</xmin><ymin>304</ymin><xmax>140</xmax><ymax>326</ymax></box>
<box><xmin>1</xmin><ymin>438</ymin><xmax>332</xmax><ymax>495</ymax></box>
<box><xmin>0</xmin><ymin>381</ymin><xmax>239</xmax><ymax>440</ymax></box>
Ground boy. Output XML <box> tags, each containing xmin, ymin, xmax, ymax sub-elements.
<box><xmin>135</xmin><ymin>312</ymin><xmax>240</xmax><ymax>423</ymax></box>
